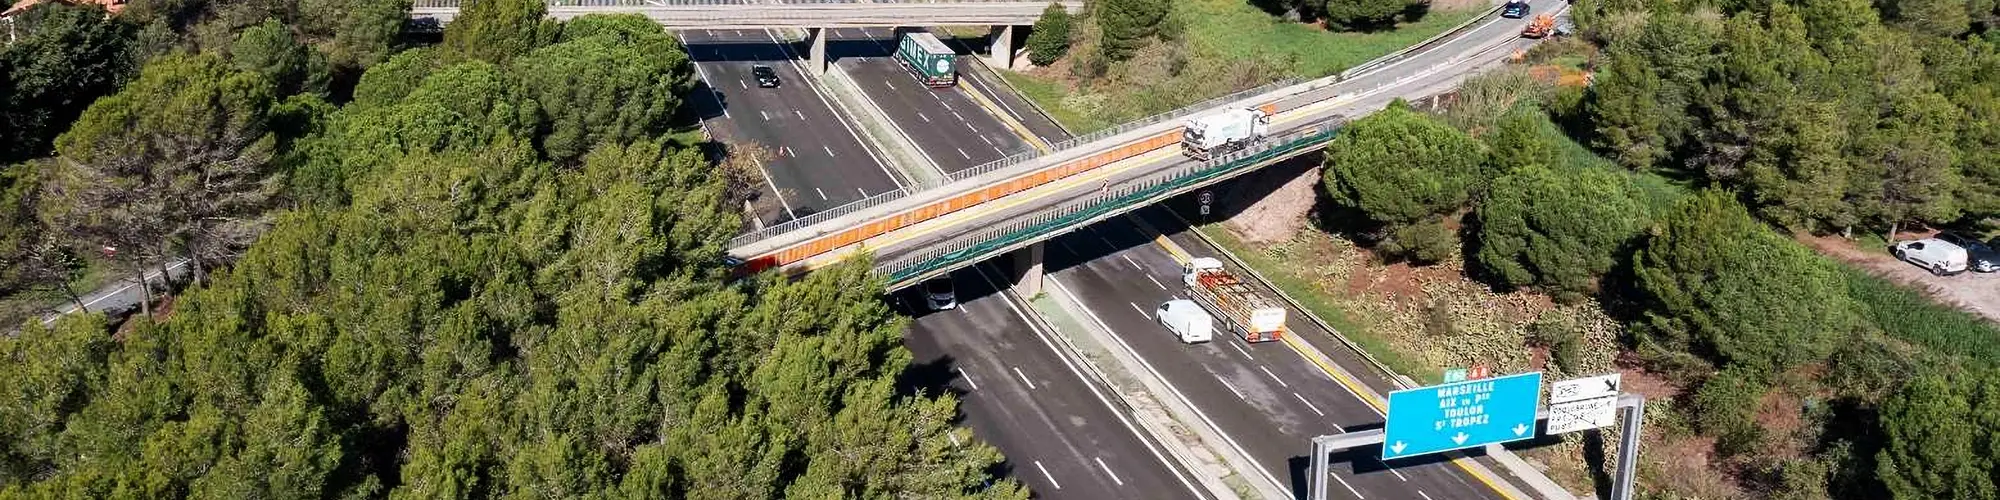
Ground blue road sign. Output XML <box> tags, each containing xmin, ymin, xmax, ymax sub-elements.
<box><xmin>1382</xmin><ymin>371</ymin><xmax>1543</xmax><ymax>460</ymax></box>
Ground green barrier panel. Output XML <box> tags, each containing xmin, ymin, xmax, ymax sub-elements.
<box><xmin>884</xmin><ymin>125</ymin><xmax>1342</xmax><ymax>285</ymax></box>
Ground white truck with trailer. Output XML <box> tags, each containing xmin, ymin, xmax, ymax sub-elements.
<box><xmin>1180</xmin><ymin>108</ymin><xmax>1271</xmax><ymax>161</ymax></box>
<box><xmin>1181</xmin><ymin>257</ymin><xmax>1286</xmax><ymax>343</ymax></box>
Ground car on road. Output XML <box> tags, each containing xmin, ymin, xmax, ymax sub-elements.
<box><xmin>1155</xmin><ymin>300</ymin><xmax>1214</xmax><ymax>344</ymax></box>
<box><xmin>1502</xmin><ymin>0</ymin><xmax>1531</xmax><ymax>18</ymax></box>
<box><xmin>1893</xmin><ymin>238</ymin><xmax>1970</xmax><ymax>276</ymax></box>
<box><xmin>752</xmin><ymin>65</ymin><xmax>780</xmax><ymax>88</ymax></box>
<box><xmin>924</xmin><ymin>278</ymin><xmax>956</xmax><ymax>311</ymax></box>
<box><xmin>1935</xmin><ymin>232</ymin><xmax>1999</xmax><ymax>272</ymax></box>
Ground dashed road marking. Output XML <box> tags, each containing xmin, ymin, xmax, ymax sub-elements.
<box><xmin>1034</xmin><ymin>461</ymin><xmax>1062</xmax><ymax>490</ymax></box>
<box><xmin>956</xmin><ymin>148</ymin><xmax>970</xmax><ymax>159</ymax></box>
<box><xmin>1261</xmin><ymin>366</ymin><xmax>1289</xmax><ymax>388</ymax></box>
<box><xmin>918</xmin><ymin>112</ymin><xmax>931</xmax><ymax>122</ymax></box>
<box><xmin>1095</xmin><ymin>457</ymin><xmax>1124</xmax><ymax>486</ymax></box>
<box><xmin>1294</xmin><ymin>392</ymin><xmax>1325</xmax><ymax>416</ymax></box>
<box><xmin>815</xmin><ymin>188</ymin><xmax>828</xmax><ymax>200</ymax></box>
<box><xmin>958</xmin><ymin>369</ymin><xmax>980</xmax><ymax>390</ymax></box>
<box><xmin>1012</xmin><ymin>366</ymin><xmax>1037</xmax><ymax>390</ymax></box>
<box><xmin>1129</xmin><ymin>302</ymin><xmax>1149</xmax><ymax>319</ymax></box>
<box><xmin>823</xmin><ymin>145</ymin><xmax>835</xmax><ymax>157</ymax></box>
<box><xmin>1146</xmin><ymin>274</ymin><xmax>1167</xmax><ymax>291</ymax></box>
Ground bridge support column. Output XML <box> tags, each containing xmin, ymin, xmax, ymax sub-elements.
<box><xmin>1012</xmin><ymin>242</ymin><xmax>1044</xmax><ymax>297</ymax></box>
<box><xmin>807</xmin><ymin>27</ymin><xmax>828</xmax><ymax>75</ymax></box>
<box><xmin>988</xmin><ymin>25</ymin><xmax>1016</xmax><ymax>70</ymax></box>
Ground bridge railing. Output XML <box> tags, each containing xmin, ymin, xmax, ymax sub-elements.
<box><xmin>942</xmin><ymin>78</ymin><xmax>1301</xmax><ymax>184</ymax></box>
<box><xmin>879</xmin><ymin>120</ymin><xmax>1344</xmax><ymax>286</ymax></box>
<box><xmin>730</xmin><ymin>186</ymin><xmax>913</xmax><ymax>248</ymax></box>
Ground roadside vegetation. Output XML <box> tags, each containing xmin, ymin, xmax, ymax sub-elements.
<box><xmin>1199</xmin><ymin>0</ymin><xmax>2000</xmax><ymax>493</ymax></box>
<box><xmin>1002</xmin><ymin>0</ymin><xmax>1481</xmax><ymax>133</ymax></box>
<box><xmin>0</xmin><ymin>0</ymin><xmax>1024</xmax><ymax>497</ymax></box>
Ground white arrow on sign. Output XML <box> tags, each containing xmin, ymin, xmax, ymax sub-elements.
<box><xmin>1551</xmin><ymin>373</ymin><xmax>1622</xmax><ymax>404</ymax></box>
<box><xmin>1513</xmin><ymin>423</ymin><xmax>1530</xmax><ymax>436</ymax></box>
<box><xmin>1390</xmin><ymin>441</ymin><xmax>1407</xmax><ymax>454</ymax></box>
<box><xmin>1452</xmin><ymin>432</ymin><xmax>1469</xmax><ymax>445</ymax></box>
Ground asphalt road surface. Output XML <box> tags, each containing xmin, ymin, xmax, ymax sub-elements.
<box><xmin>678</xmin><ymin>28</ymin><xmax>906</xmax><ymax>227</ymax></box>
<box><xmin>899</xmin><ymin>266</ymin><xmax>1212</xmax><ymax>500</ymax></box>
<box><xmin>1042</xmin><ymin>208</ymin><xmax>1518</xmax><ymax>500</ymax></box>
<box><xmin>826</xmin><ymin>27</ymin><xmax>1037</xmax><ymax>173</ymax></box>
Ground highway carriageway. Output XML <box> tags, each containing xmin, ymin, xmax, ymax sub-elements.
<box><xmin>724</xmin><ymin>0</ymin><xmax>1562</xmax><ymax>282</ymax></box>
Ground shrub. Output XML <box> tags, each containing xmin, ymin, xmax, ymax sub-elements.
<box><xmin>1474</xmin><ymin>162</ymin><xmax>1649</xmax><ymax>303</ymax></box>
<box><xmin>1382</xmin><ymin>220</ymin><xmax>1455</xmax><ymax>264</ymax></box>
<box><xmin>1693</xmin><ymin>368</ymin><xmax>1769</xmax><ymax>457</ymax></box>
<box><xmin>1322</xmin><ymin>100</ymin><xmax>1487</xmax><ymax>227</ymax></box>
<box><xmin>1027</xmin><ymin>4</ymin><xmax>1072</xmax><ymax>67</ymax></box>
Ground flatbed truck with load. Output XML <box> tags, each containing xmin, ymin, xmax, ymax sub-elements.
<box><xmin>896</xmin><ymin>30</ymin><xmax>958</xmax><ymax>88</ymax></box>
<box><xmin>1181</xmin><ymin>257</ymin><xmax>1286</xmax><ymax>342</ymax></box>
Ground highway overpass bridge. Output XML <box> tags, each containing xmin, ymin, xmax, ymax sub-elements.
<box><xmin>408</xmin><ymin>0</ymin><xmax>1082</xmax><ymax>69</ymax></box>
<box><xmin>726</xmin><ymin>0</ymin><xmax>1560</xmax><ymax>292</ymax></box>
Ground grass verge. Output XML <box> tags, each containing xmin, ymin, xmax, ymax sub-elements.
<box><xmin>1844</xmin><ymin>266</ymin><xmax>2000</xmax><ymax>362</ymax></box>
<box><xmin>1000</xmin><ymin>1</ymin><xmax>1483</xmax><ymax>133</ymax></box>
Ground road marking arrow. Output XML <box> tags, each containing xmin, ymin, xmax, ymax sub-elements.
<box><xmin>1390</xmin><ymin>441</ymin><xmax>1407</xmax><ymax>454</ymax></box>
<box><xmin>1513</xmin><ymin>423</ymin><xmax>1530</xmax><ymax>436</ymax></box>
<box><xmin>1452</xmin><ymin>432</ymin><xmax>1468</xmax><ymax>445</ymax></box>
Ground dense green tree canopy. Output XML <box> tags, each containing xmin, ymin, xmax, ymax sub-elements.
<box><xmin>0</xmin><ymin>3</ymin><xmax>141</xmax><ymax>164</ymax></box>
<box><xmin>1323</xmin><ymin>0</ymin><xmax>1411</xmax><ymax>30</ymax></box>
<box><xmin>1475</xmin><ymin>163</ymin><xmax>1650</xmax><ymax>302</ymax></box>
<box><xmin>513</xmin><ymin>19</ymin><xmax>695</xmax><ymax>164</ymax></box>
<box><xmin>1876</xmin><ymin>369</ymin><xmax>2000</xmax><ymax>500</ymax></box>
<box><xmin>1631</xmin><ymin>190</ymin><xmax>1857</xmax><ymax>375</ymax></box>
<box><xmin>442</xmin><ymin>0</ymin><xmax>551</xmax><ymax>64</ymax></box>
<box><xmin>1321</xmin><ymin>101</ymin><xmax>1487</xmax><ymax>227</ymax></box>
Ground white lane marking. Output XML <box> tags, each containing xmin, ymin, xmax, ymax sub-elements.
<box><xmin>1294</xmin><ymin>392</ymin><xmax>1325</xmax><ymax>416</ymax></box>
<box><xmin>1229</xmin><ymin>341</ymin><xmax>1252</xmax><ymax>359</ymax></box>
<box><xmin>1012</xmin><ymin>366</ymin><xmax>1037</xmax><ymax>390</ymax></box>
<box><xmin>980</xmin><ymin>135</ymin><xmax>993</xmax><ymax>145</ymax></box>
<box><xmin>857</xmin><ymin>187</ymin><xmax>869</xmax><ymax>197</ymax></box>
<box><xmin>1034</xmin><ymin>461</ymin><xmax>1062</xmax><ymax>490</ymax></box>
<box><xmin>823</xmin><ymin>145</ymin><xmax>835</xmax><ymax>157</ymax></box>
<box><xmin>740</xmin><ymin>79</ymin><xmax>747</xmax><ymax>89</ymax></box>
<box><xmin>918</xmin><ymin>112</ymin><xmax>931</xmax><ymax>123</ymax></box>
<box><xmin>795</xmin><ymin>109</ymin><xmax>806</xmax><ymax>120</ymax></box>
<box><xmin>952</xmin><ymin>111</ymin><xmax>967</xmax><ymax>122</ymax></box>
<box><xmin>815</xmin><ymin>187</ymin><xmax>828</xmax><ymax>200</ymax></box>
<box><xmin>976</xmin><ymin>268</ymin><xmax>1207</xmax><ymax>499</ymax></box>
<box><xmin>1145</xmin><ymin>274</ymin><xmax>1167</xmax><ymax>291</ymax></box>
<box><xmin>1333</xmin><ymin>473</ymin><xmax>1363</xmax><ymax>498</ymax></box>
<box><xmin>780</xmin><ymin>146</ymin><xmax>794</xmax><ymax>157</ymax></box>
<box><xmin>959</xmin><ymin>369</ymin><xmax>980</xmax><ymax>390</ymax></box>
<box><xmin>1129</xmin><ymin>302</ymin><xmax>1149</xmax><ymax>320</ymax></box>
<box><xmin>967</xmin><ymin>122</ymin><xmax>981</xmax><ymax>133</ymax></box>
<box><xmin>941</xmin><ymin>100</ymin><xmax>954</xmax><ymax>111</ymax></box>
<box><xmin>992</xmin><ymin>145</ymin><xmax>1006</xmax><ymax>155</ymax></box>
<box><xmin>1260</xmin><ymin>366</ymin><xmax>1289</xmax><ymax>388</ymax></box>
<box><xmin>1390</xmin><ymin>466</ymin><xmax>1409</xmax><ymax>482</ymax></box>
<box><xmin>1121</xmin><ymin>254</ymin><xmax>1141</xmax><ymax>268</ymax></box>
<box><xmin>1419</xmin><ymin>490</ymin><xmax>1434</xmax><ymax>500</ymax></box>
<box><xmin>1049</xmin><ymin>277</ymin><xmax>1283</xmax><ymax>493</ymax></box>
<box><xmin>956</xmin><ymin>148</ymin><xmax>970</xmax><ymax>159</ymax></box>
<box><xmin>1217</xmin><ymin>377</ymin><xmax>1247</xmax><ymax>400</ymax></box>
<box><xmin>1094</xmin><ymin>457</ymin><xmax>1125</xmax><ymax>486</ymax></box>
<box><xmin>759</xmin><ymin>110</ymin><xmax>768</xmax><ymax>121</ymax></box>
<box><xmin>884</xmin><ymin>79</ymin><xmax>896</xmax><ymax>90</ymax></box>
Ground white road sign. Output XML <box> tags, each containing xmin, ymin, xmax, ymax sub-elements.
<box><xmin>1547</xmin><ymin>396</ymin><xmax>1619</xmax><ymax>434</ymax></box>
<box><xmin>1550</xmin><ymin>373</ymin><xmax>1621</xmax><ymax>404</ymax></box>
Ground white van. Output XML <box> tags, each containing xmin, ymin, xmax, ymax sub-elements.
<box><xmin>1894</xmin><ymin>238</ymin><xmax>1970</xmax><ymax>276</ymax></box>
<box><xmin>1155</xmin><ymin>300</ymin><xmax>1214</xmax><ymax>344</ymax></box>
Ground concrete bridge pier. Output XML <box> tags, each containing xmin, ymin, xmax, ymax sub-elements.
<box><xmin>988</xmin><ymin>25</ymin><xmax>1015</xmax><ymax>70</ymax></box>
<box><xmin>806</xmin><ymin>27</ymin><xmax>828</xmax><ymax>74</ymax></box>
<box><xmin>1012</xmin><ymin>242</ymin><xmax>1043</xmax><ymax>297</ymax></box>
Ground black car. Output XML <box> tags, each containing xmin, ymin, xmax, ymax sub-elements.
<box><xmin>752</xmin><ymin>65</ymin><xmax>780</xmax><ymax>88</ymax></box>
<box><xmin>1936</xmin><ymin>231</ymin><xmax>1999</xmax><ymax>272</ymax></box>
<box><xmin>1502</xmin><ymin>0</ymin><xmax>1530</xmax><ymax>18</ymax></box>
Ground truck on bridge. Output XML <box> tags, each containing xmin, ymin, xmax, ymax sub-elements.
<box><xmin>1182</xmin><ymin>257</ymin><xmax>1286</xmax><ymax>343</ymax></box>
<box><xmin>897</xmin><ymin>30</ymin><xmax>958</xmax><ymax>88</ymax></box>
<box><xmin>1180</xmin><ymin>108</ymin><xmax>1270</xmax><ymax>161</ymax></box>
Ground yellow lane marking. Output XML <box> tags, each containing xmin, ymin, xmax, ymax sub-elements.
<box><xmin>957</xmin><ymin>76</ymin><xmax>1051</xmax><ymax>152</ymax></box>
<box><xmin>795</xmin><ymin>146</ymin><xmax>1183</xmax><ymax>271</ymax></box>
<box><xmin>1141</xmin><ymin>221</ymin><xmax>1526</xmax><ymax>500</ymax></box>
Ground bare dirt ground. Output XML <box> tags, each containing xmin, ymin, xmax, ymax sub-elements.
<box><xmin>1800</xmin><ymin>233</ymin><xmax>2000</xmax><ymax>323</ymax></box>
<box><xmin>1221</xmin><ymin>162</ymin><xmax>1321</xmax><ymax>245</ymax></box>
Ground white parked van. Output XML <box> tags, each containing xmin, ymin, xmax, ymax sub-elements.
<box><xmin>1894</xmin><ymin>238</ymin><xmax>1970</xmax><ymax>276</ymax></box>
<box><xmin>1155</xmin><ymin>300</ymin><xmax>1214</xmax><ymax>344</ymax></box>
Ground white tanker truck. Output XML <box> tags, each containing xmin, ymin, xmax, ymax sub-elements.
<box><xmin>1180</xmin><ymin>108</ymin><xmax>1271</xmax><ymax>161</ymax></box>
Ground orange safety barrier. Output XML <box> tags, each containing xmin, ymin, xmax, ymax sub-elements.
<box><xmin>743</xmin><ymin>100</ymin><xmax>1282</xmax><ymax>273</ymax></box>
